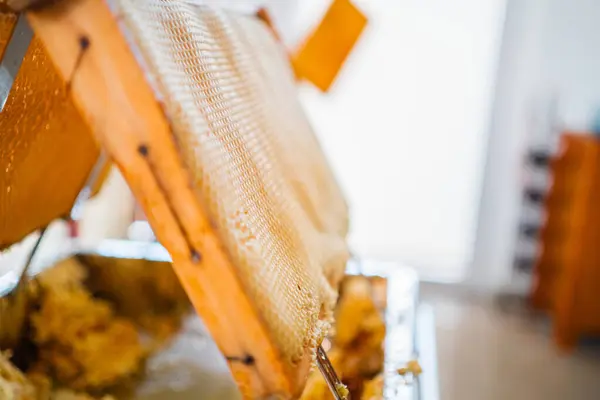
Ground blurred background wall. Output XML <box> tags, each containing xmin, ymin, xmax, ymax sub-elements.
<box><xmin>474</xmin><ymin>0</ymin><xmax>600</xmax><ymax>291</ymax></box>
<box><xmin>270</xmin><ymin>0</ymin><xmax>507</xmax><ymax>282</ymax></box>
<box><xmin>269</xmin><ymin>0</ymin><xmax>600</xmax><ymax>291</ymax></box>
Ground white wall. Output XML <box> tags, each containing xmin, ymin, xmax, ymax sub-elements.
<box><xmin>541</xmin><ymin>0</ymin><xmax>600</xmax><ymax>130</ymax></box>
<box><xmin>471</xmin><ymin>0</ymin><xmax>600</xmax><ymax>290</ymax></box>
<box><xmin>290</xmin><ymin>0</ymin><xmax>507</xmax><ymax>280</ymax></box>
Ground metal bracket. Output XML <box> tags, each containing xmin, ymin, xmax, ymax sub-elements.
<box><xmin>0</xmin><ymin>13</ymin><xmax>33</xmax><ymax>111</ymax></box>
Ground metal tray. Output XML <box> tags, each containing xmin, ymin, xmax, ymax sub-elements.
<box><xmin>1</xmin><ymin>240</ymin><xmax>438</xmax><ymax>399</ymax></box>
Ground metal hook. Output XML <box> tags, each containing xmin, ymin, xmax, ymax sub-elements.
<box><xmin>69</xmin><ymin>151</ymin><xmax>109</xmax><ymax>222</ymax></box>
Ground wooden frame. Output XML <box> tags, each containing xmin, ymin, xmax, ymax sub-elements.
<box><xmin>27</xmin><ymin>0</ymin><xmax>312</xmax><ymax>397</ymax></box>
<box><xmin>531</xmin><ymin>133</ymin><xmax>600</xmax><ymax>351</ymax></box>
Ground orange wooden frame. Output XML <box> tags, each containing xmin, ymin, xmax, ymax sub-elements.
<box><xmin>531</xmin><ymin>134</ymin><xmax>600</xmax><ymax>351</ymax></box>
<box><xmin>27</xmin><ymin>0</ymin><xmax>312</xmax><ymax>397</ymax></box>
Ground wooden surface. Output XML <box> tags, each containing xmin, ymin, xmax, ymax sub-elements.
<box><xmin>531</xmin><ymin>133</ymin><xmax>600</xmax><ymax>350</ymax></box>
<box><xmin>27</xmin><ymin>0</ymin><xmax>312</xmax><ymax>397</ymax></box>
